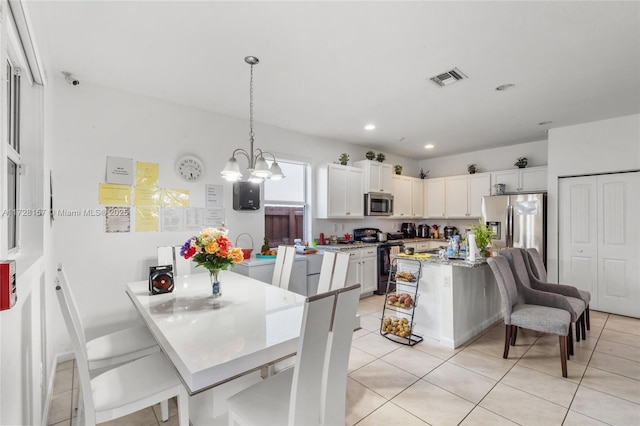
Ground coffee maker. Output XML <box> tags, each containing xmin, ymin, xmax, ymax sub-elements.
<box><xmin>401</xmin><ymin>222</ymin><xmax>416</xmax><ymax>238</ymax></box>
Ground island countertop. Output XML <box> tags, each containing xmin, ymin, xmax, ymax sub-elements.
<box><xmin>393</xmin><ymin>253</ymin><xmax>488</xmax><ymax>268</ymax></box>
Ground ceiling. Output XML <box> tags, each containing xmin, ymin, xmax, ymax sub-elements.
<box><xmin>23</xmin><ymin>1</ymin><xmax>640</xmax><ymax>159</ymax></box>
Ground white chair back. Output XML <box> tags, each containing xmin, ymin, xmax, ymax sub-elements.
<box><xmin>55</xmin><ymin>278</ymin><xmax>99</xmax><ymax>423</ymax></box>
<box><xmin>321</xmin><ymin>284</ymin><xmax>360</xmax><ymax>425</ymax></box>
<box><xmin>56</xmin><ymin>265</ymin><xmax>88</xmax><ymax>345</ymax></box>
<box><xmin>272</xmin><ymin>245</ymin><xmax>296</xmax><ymax>290</ymax></box>
<box><xmin>157</xmin><ymin>245</ymin><xmax>191</xmax><ymax>276</ymax></box>
<box><xmin>317</xmin><ymin>251</ymin><xmax>351</xmax><ymax>294</ymax></box>
<box><xmin>288</xmin><ymin>290</ymin><xmax>336</xmax><ymax>425</ymax></box>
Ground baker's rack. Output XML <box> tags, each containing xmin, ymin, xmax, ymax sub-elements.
<box><xmin>379</xmin><ymin>257</ymin><xmax>423</xmax><ymax>346</ymax></box>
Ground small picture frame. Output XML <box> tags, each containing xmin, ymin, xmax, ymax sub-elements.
<box><xmin>149</xmin><ymin>265</ymin><xmax>174</xmax><ymax>295</ymax></box>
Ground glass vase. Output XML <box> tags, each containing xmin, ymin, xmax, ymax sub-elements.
<box><xmin>209</xmin><ymin>269</ymin><xmax>222</xmax><ymax>298</ymax></box>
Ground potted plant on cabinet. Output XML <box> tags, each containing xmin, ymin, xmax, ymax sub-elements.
<box><xmin>467</xmin><ymin>164</ymin><xmax>478</xmax><ymax>174</ymax></box>
<box><xmin>338</xmin><ymin>153</ymin><xmax>349</xmax><ymax>165</ymax></box>
<box><xmin>376</xmin><ymin>153</ymin><xmax>386</xmax><ymax>162</ymax></box>
<box><xmin>514</xmin><ymin>157</ymin><xmax>528</xmax><ymax>168</ymax></box>
<box><xmin>394</xmin><ymin>164</ymin><xmax>403</xmax><ymax>175</ymax></box>
<box><xmin>366</xmin><ymin>150</ymin><xmax>376</xmax><ymax>160</ymax></box>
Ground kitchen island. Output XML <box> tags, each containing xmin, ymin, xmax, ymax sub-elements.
<box><xmin>391</xmin><ymin>254</ymin><xmax>501</xmax><ymax>348</ymax></box>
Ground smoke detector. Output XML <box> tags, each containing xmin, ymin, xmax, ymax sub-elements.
<box><xmin>430</xmin><ymin>67</ymin><xmax>468</xmax><ymax>87</ymax></box>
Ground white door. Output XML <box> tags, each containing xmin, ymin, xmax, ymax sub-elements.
<box><xmin>445</xmin><ymin>175</ymin><xmax>468</xmax><ymax>218</ymax></box>
<box><xmin>596</xmin><ymin>173</ymin><xmax>639</xmax><ymax>317</ymax></box>
<box><xmin>559</xmin><ymin>176</ymin><xmax>598</xmax><ymax>304</ymax></box>
<box><xmin>424</xmin><ymin>178</ymin><xmax>446</xmax><ymax>218</ymax></box>
<box><xmin>346</xmin><ymin>168</ymin><xmax>364</xmax><ymax>217</ymax></box>
<box><xmin>468</xmin><ymin>173</ymin><xmax>491</xmax><ymax>218</ymax></box>
<box><xmin>559</xmin><ymin>172</ymin><xmax>639</xmax><ymax>317</ymax></box>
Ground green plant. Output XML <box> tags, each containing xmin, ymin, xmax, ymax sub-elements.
<box><xmin>470</xmin><ymin>219</ymin><xmax>493</xmax><ymax>256</ymax></box>
<box><xmin>467</xmin><ymin>164</ymin><xmax>478</xmax><ymax>174</ymax></box>
<box><xmin>418</xmin><ymin>168</ymin><xmax>429</xmax><ymax>179</ymax></box>
<box><xmin>376</xmin><ymin>153</ymin><xmax>386</xmax><ymax>162</ymax></box>
<box><xmin>365</xmin><ymin>150</ymin><xmax>376</xmax><ymax>160</ymax></box>
<box><xmin>394</xmin><ymin>164</ymin><xmax>403</xmax><ymax>175</ymax></box>
<box><xmin>339</xmin><ymin>153</ymin><xmax>349</xmax><ymax>165</ymax></box>
<box><xmin>515</xmin><ymin>157</ymin><xmax>528</xmax><ymax>168</ymax></box>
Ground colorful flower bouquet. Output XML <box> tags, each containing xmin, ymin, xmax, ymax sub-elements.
<box><xmin>181</xmin><ymin>227</ymin><xmax>244</xmax><ymax>296</ymax></box>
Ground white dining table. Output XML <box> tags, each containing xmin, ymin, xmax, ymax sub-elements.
<box><xmin>125</xmin><ymin>270</ymin><xmax>306</xmax><ymax>396</ymax></box>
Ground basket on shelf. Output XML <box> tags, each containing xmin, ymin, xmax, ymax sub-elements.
<box><xmin>235</xmin><ymin>233</ymin><xmax>255</xmax><ymax>260</ymax></box>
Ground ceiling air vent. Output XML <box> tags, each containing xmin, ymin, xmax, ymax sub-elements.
<box><xmin>430</xmin><ymin>67</ymin><xmax>468</xmax><ymax>87</ymax></box>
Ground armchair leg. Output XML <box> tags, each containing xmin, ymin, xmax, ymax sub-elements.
<box><xmin>504</xmin><ymin>325</ymin><xmax>512</xmax><ymax>358</ymax></box>
<box><xmin>580</xmin><ymin>314</ymin><xmax>587</xmax><ymax>339</ymax></box>
<box><xmin>586</xmin><ymin>306</ymin><xmax>590</xmax><ymax>330</ymax></box>
<box><xmin>568</xmin><ymin>327</ymin><xmax>573</xmax><ymax>358</ymax></box>
<box><xmin>559</xmin><ymin>335</ymin><xmax>568</xmax><ymax>378</ymax></box>
<box><xmin>510</xmin><ymin>325</ymin><xmax>518</xmax><ymax>346</ymax></box>
<box><xmin>575</xmin><ymin>318</ymin><xmax>581</xmax><ymax>342</ymax></box>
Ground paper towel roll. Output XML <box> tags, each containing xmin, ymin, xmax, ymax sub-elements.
<box><xmin>468</xmin><ymin>232</ymin><xmax>477</xmax><ymax>261</ymax></box>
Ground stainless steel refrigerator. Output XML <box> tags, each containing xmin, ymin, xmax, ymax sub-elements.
<box><xmin>481</xmin><ymin>193</ymin><xmax>547</xmax><ymax>264</ymax></box>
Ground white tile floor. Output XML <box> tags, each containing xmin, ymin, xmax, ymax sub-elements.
<box><xmin>49</xmin><ymin>295</ymin><xmax>640</xmax><ymax>425</ymax></box>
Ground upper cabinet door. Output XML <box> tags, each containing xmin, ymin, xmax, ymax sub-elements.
<box><xmin>353</xmin><ymin>160</ymin><xmax>393</xmax><ymax>193</ymax></box>
<box><xmin>391</xmin><ymin>175</ymin><xmax>412</xmax><ymax>218</ymax></box>
<box><xmin>412</xmin><ymin>179</ymin><xmax>424</xmax><ymax>218</ymax></box>
<box><xmin>468</xmin><ymin>173</ymin><xmax>491</xmax><ymax>217</ymax></box>
<box><xmin>445</xmin><ymin>175</ymin><xmax>468</xmax><ymax>218</ymax></box>
<box><xmin>316</xmin><ymin>164</ymin><xmax>363</xmax><ymax>218</ymax></box>
<box><xmin>346</xmin><ymin>167</ymin><xmax>364</xmax><ymax>217</ymax></box>
<box><xmin>519</xmin><ymin>166</ymin><xmax>547</xmax><ymax>192</ymax></box>
<box><xmin>491</xmin><ymin>170</ymin><xmax>519</xmax><ymax>194</ymax></box>
<box><xmin>424</xmin><ymin>178</ymin><xmax>446</xmax><ymax>218</ymax></box>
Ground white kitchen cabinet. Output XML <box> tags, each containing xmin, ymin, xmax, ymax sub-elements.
<box><xmin>491</xmin><ymin>166</ymin><xmax>547</xmax><ymax>194</ymax></box>
<box><xmin>234</xmin><ymin>257</ymin><xmax>308</xmax><ymax>295</ymax></box>
<box><xmin>468</xmin><ymin>173</ymin><xmax>492</xmax><ymax>217</ymax></box>
<box><xmin>344</xmin><ymin>247</ymin><xmax>378</xmax><ymax>295</ymax></box>
<box><xmin>412</xmin><ymin>179</ymin><xmax>424</xmax><ymax>217</ymax></box>
<box><xmin>353</xmin><ymin>160</ymin><xmax>393</xmax><ymax>194</ymax></box>
<box><xmin>445</xmin><ymin>175</ymin><xmax>469</xmax><ymax>218</ymax></box>
<box><xmin>424</xmin><ymin>178</ymin><xmax>446</xmax><ymax>218</ymax></box>
<box><xmin>316</xmin><ymin>163</ymin><xmax>364</xmax><ymax>218</ymax></box>
<box><xmin>391</xmin><ymin>175</ymin><xmax>412</xmax><ymax>218</ymax></box>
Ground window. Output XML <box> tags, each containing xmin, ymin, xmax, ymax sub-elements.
<box><xmin>264</xmin><ymin>161</ymin><xmax>308</xmax><ymax>246</ymax></box>
<box><xmin>5</xmin><ymin>58</ymin><xmax>21</xmax><ymax>251</ymax></box>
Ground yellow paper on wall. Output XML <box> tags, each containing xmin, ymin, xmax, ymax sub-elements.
<box><xmin>136</xmin><ymin>161</ymin><xmax>159</xmax><ymax>187</ymax></box>
<box><xmin>134</xmin><ymin>186</ymin><xmax>162</xmax><ymax>206</ymax></box>
<box><xmin>163</xmin><ymin>188</ymin><xmax>190</xmax><ymax>207</ymax></box>
<box><xmin>135</xmin><ymin>207</ymin><xmax>159</xmax><ymax>232</ymax></box>
<box><xmin>98</xmin><ymin>183</ymin><xmax>131</xmax><ymax>205</ymax></box>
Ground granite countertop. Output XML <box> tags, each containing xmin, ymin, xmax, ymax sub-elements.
<box><xmin>392</xmin><ymin>253</ymin><xmax>488</xmax><ymax>268</ymax></box>
<box><xmin>316</xmin><ymin>243</ymin><xmax>376</xmax><ymax>251</ymax></box>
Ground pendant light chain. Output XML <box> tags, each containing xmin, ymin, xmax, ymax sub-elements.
<box><xmin>249</xmin><ymin>63</ymin><xmax>255</xmax><ymax>145</ymax></box>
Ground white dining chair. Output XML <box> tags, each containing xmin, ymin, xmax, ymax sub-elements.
<box><xmin>271</xmin><ymin>245</ymin><xmax>297</xmax><ymax>290</ymax></box>
<box><xmin>55</xmin><ymin>279</ymin><xmax>189</xmax><ymax>425</ymax></box>
<box><xmin>227</xmin><ymin>284</ymin><xmax>361</xmax><ymax>426</ymax></box>
<box><xmin>316</xmin><ymin>251</ymin><xmax>351</xmax><ymax>294</ymax></box>
<box><xmin>56</xmin><ymin>264</ymin><xmax>160</xmax><ymax>371</ymax></box>
<box><xmin>228</xmin><ymin>289</ymin><xmax>337</xmax><ymax>425</ymax></box>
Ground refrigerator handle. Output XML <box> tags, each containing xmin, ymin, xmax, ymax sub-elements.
<box><xmin>506</xmin><ymin>204</ymin><xmax>514</xmax><ymax>248</ymax></box>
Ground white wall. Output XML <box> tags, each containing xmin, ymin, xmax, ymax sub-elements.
<box><xmin>546</xmin><ymin>114</ymin><xmax>640</xmax><ymax>281</ymax></box>
<box><xmin>418</xmin><ymin>139</ymin><xmax>548</xmax><ymax>178</ymax></box>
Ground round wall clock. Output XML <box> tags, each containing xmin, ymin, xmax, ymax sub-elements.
<box><xmin>176</xmin><ymin>155</ymin><xmax>205</xmax><ymax>182</ymax></box>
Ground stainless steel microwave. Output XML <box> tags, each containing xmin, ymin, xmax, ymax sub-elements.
<box><xmin>365</xmin><ymin>192</ymin><xmax>394</xmax><ymax>216</ymax></box>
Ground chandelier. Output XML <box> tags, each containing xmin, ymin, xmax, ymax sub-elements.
<box><xmin>220</xmin><ymin>56</ymin><xmax>285</xmax><ymax>183</ymax></box>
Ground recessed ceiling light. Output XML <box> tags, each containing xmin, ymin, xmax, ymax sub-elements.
<box><xmin>364</xmin><ymin>124</ymin><xmax>376</xmax><ymax>130</ymax></box>
<box><xmin>538</xmin><ymin>121</ymin><xmax>553</xmax><ymax>125</ymax></box>
<box><xmin>495</xmin><ymin>84</ymin><xmax>515</xmax><ymax>91</ymax></box>
<box><xmin>425</xmin><ymin>144</ymin><xmax>434</xmax><ymax>149</ymax></box>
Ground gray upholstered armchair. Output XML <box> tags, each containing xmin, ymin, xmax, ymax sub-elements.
<box><xmin>500</xmin><ymin>248</ymin><xmax>586</xmax><ymax>346</ymax></box>
<box><xmin>487</xmin><ymin>255</ymin><xmax>571</xmax><ymax>377</ymax></box>
<box><xmin>525</xmin><ymin>247</ymin><xmax>591</xmax><ymax>331</ymax></box>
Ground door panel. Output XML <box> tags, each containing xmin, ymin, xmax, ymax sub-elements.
<box><xmin>559</xmin><ymin>176</ymin><xmax>598</xmax><ymax>306</ymax></box>
<box><xmin>597</xmin><ymin>173</ymin><xmax>639</xmax><ymax>317</ymax></box>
